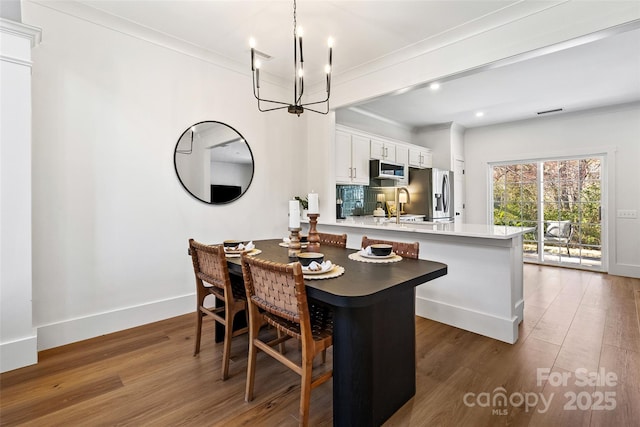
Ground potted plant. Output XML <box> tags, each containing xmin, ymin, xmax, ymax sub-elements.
<box><xmin>295</xmin><ymin>196</ymin><xmax>308</xmax><ymax>218</ymax></box>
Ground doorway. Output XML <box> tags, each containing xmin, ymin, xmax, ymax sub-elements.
<box><xmin>491</xmin><ymin>157</ymin><xmax>604</xmax><ymax>271</ymax></box>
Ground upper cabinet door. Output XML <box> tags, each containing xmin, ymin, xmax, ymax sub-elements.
<box><xmin>395</xmin><ymin>145</ymin><xmax>409</xmax><ymax>185</ymax></box>
<box><xmin>409</xmin><ymin>147</ymin><xmax>432</xmax><ymax>168</ymax></box>
<box><xmin>421</xmin><ymin>150</ymin><xmax>433</xmax><ymax>168</ymax></box>
<box><xmin>370</xmin><ymin>138</ymin><xmax>384</xmax><ymax>160</ymax></box>
<box><xmin>384</xmin><ymin>143</ymin><xmax>396</xmax><ymax>163</ymax></box>
<box><xmin>408</xmin><ymin>147</ymin><xmax>421</xmax><ymax>167</ymax></box>
<box><xmin>335</xmin><ymin>130</ymin><xmax>370</xmax><ymax>185</ymax></box>
<box><xmin>371</xmin><ymin>138</ymin><xmax>396</xmax><ymax>162</ymax></box>
<box><xmin>335</xmin><ymin>130</ymin><xmax>353</xmax><ymax>184</ymax></box>
<box><xmin>351</xmin><ymin>135</ymin><xmax>371</xmax><ymax>185</ymax></box>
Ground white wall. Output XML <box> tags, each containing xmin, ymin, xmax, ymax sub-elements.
<box><xmin>464</xmin><ymin>103</ymin><xmax>640</xmax><ymax>278</ymax></box>
<box><xmin>24</xmin><ymin>2</ymin><xmax>307</xmax><ymax>350</ymax></box>
<box><xmin>335</xmin><ymin>108</ymin><xmax>413</xmax><ymax>142</ymax></box>
<box><xmin>413</xmin><ymin>123</ymin><xmax>453</xmax><ymax>170</ymax></box>
<box><xmin>0</xmin><ymin>0</ymin><xmax>21</xmax><ymax>21</ymax></box>
<box><xmin>12</xmin><ymin>1</ymin><xmax>640</xmax><ymax>359</ymax></box>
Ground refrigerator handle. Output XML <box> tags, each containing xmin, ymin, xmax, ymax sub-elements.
<box><xmin>442</xmin><ymin>174</ymin><xmax>449</xmax><ymax>212</ymax></box>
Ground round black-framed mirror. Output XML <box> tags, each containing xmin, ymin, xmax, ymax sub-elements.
<box><xmin>174</xmin><ymin>121</ymin><xmax>254</xmax><ymax>204</ymax></box>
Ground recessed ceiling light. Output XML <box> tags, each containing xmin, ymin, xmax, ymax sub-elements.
<box><xmin>429</xmin><ymin>82</ymin><xmax>440</xmax><ymax>90</ymax></box>
<box><xmin>475</xmin><ymin>111</ymin><xmax>484</xmax><ymax>117</ymax></box>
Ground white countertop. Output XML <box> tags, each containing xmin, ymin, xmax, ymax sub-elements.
<box><xmin>319</xmin><ymin>216</ymin><xmax>532</xmax><ymax>240</ymax></box>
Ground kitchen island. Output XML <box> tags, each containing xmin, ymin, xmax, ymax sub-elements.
<box><xmin>305</xmin><ymin>217</ymin><xmax>532</xmax><ymax>344</ymax></box>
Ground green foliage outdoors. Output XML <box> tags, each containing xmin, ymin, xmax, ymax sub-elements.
<box><xmin>493</xmin><ymin>159</ymin><xmax>601</xmax><ymax>247</ymax></box>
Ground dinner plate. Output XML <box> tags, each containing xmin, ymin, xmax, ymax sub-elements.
<box><xmin>359</xmin><ymin>251</ymin><xmax>396</xmax><ymax>259</ymax></box>
<box><xmin>303</xmin><ymin>265</ymin><xmax>345</xmax><ymax>280</ymax></box>
<box><xmin>225</xmin><ymin>248</ymin><xmax>261</xmax><ymax>258</ymax></box>
<box><xmin>224</xmin><ymin>248</ymin><xmax>249</xmax><ymax>254</ymax></box>
<box><xmin>278</xmin><ymin>242</ymin><xmax>309</xmax><ymax>249</ymax></box>
<box><xmin>302</xmin><ymin>264</ymin><xmax>334</xmax><ymax>275</ymax></box>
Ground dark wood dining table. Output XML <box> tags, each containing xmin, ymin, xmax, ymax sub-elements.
<box><xmin>224</xmin><ymin>239</ymin><xmax>447</xmax><ymax>427</ymax></box>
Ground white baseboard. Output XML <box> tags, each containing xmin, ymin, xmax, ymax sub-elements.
<box><xmin>609</xmin><ymin>263</ymin><xmax>640</xmax><ymax>279</ymax></box>
<box><xmin>416</xmin><ymin>296</ymin><xmax>519</xmax><ymax>344</ymax></box>
<box><xmin>515</xmin><ymin>298</ymin><xmax>524</xmax><ymax>324</ymax></box>
<box><xmin>37</xmin><ymin>293</ymin><xmax>195</xmax><ymax>351</ymax></box>
<box><xmin>1</xmin><ymin>334</ymin><xmax>38</xmax><ymax>373</ymax></box>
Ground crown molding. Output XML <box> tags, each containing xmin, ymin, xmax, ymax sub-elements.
<box><xmin>0</xmin><ymin>17</ymin><xmax>42</xmax><ymax>47</ymax></box>
<box><xmin>26</xmin><ymin>0</ymin><xmax>290</xmax><ymax>89</ymax></box>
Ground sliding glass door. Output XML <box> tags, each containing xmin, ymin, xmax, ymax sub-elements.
<box><xmin>492</xmin><ymin>157</ymin><xmax>603</xmax><ymax>270</ymax></box>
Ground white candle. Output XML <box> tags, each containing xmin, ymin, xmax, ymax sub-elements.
<box><xmin>308</xmin><ymin>192</ymin><xmax>319</xmax><ymax>214</ymax></box>
<box><xmin>289</xmin><ymin>200</ymin><xmax>300</xmax><ymax>228</ymax></box>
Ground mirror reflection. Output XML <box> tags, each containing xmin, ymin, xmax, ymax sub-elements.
<box><xmin>174</xmin><ymin>121</ymin><xmax>254</xmax><ymax>204</ymax></box>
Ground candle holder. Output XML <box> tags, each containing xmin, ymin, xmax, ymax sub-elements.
<box><xmin>288</xmin><ymin>227</ymin><xmax>302</xmax><ymax>258</ymax></box>
<box><xmin>306</xmin><ymin>213</ymin><xmax>320</xmax><ymax>252</ymax></box>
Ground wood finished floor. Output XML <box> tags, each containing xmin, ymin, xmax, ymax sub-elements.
<box><xmin>1</xmin><ymin>265</ymin><xmax>639</xmax><ymax>426</ymax></box>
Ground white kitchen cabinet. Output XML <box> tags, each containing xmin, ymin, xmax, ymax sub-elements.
<box><xmin>370</xmin><ymin>138</ymin><xmax>396</xmax><ymax>162</ymax></box>
<box><xmin>335</xmin><ymin>130</ymin><xmax>370</xmax><ymax>185</ymax></box>
<box><xmin>408</xmin><ymin>147</ymin><xmax>432</xmax><ymax>169</ymax></box>
<box><xmin>395</xmin><ymin>145</ymin><xmax>409</xmax><ymax>185</ymax></box>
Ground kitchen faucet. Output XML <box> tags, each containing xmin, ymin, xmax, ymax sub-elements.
<box><xmin>395</xmin><ymin>187</ymin><xmax>411</xmax><ymax>224</ymax></box>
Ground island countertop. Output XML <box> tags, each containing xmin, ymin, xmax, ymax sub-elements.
<box><xmin>306</xmin><ymin>216</ymin><xmax>533</xmax><ymax>240</ymax></box>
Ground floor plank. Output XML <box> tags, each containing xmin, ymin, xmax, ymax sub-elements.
<box><xmin>1</xmin><ymin>265</ymin><xmax>638</xmax><ymax>426</ymax></box>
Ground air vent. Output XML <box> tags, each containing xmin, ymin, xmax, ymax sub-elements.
<box><xmin>537</xmin><ymin>108</ymin><xmax>563</xmax><ymax>115</ymax></box>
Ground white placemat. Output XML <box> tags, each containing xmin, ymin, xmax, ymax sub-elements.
<box><xmin>348</xmin><ymin>252</ymin><xmax>402</xmax><ymax>263</ymax></box>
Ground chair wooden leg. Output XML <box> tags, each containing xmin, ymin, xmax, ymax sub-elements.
<box><xmin>193</xmin><ymin>309</ymin><xmax>203</xmax><ymax>356</ymax></box>
<box><xmin>299</xmin><ymin>357</ymin><xmax>313</xmax><ymax>426</ymax></box>
<box><xmin>277</xmin><ymin>329</ymin><xmax>287</xmax><ymax>354</ymax></box>
<box><xmin>245</xmin><ymin>307</ymin><xmax>260</xmax><ymax>402</ymax></box>
<box><xmin>221</xmin><ymin>314</ymin><xmax>233</xmax><ymax>381</ymax></box>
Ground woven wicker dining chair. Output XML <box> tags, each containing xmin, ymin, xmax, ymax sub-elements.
<box><xmin>361</xmin><ymin>235</ymin><xmax>420</xmax><ymax>259</ymax></box>
<box><xmin>188</xmin><ymin>239</ymin><xmax>248</xmax><ymax>380</ymax></box>
<box><xmin>317</xmin><ymin>232</ymin><xmax>347</xmax><ymax>248</ymax></box>
<box><xmin>240</xmin><ymin>255</ymin><xmax>333</xmax><ymax>427</ymax></box>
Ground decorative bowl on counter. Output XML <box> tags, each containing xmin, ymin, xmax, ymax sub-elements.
<box><xmin>297</xmin><ymin>252</ymin><xmax>324</xmax><ymax>267</ymax></box>
<box><xmin>370</xmin><ymin>244</ymin><xmax>393</xmax><ymax>256</ymax></box>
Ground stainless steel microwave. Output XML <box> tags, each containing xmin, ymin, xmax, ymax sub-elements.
<box><xmin>370</xmin><ymin>159</ymin><xmax>405</xmax><ymax>181</ymax></box>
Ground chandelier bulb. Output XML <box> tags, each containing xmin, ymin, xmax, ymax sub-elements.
<box><xmin>254</xmin><ymin>59</ymin><xmax>261</xmax><ymax>69</ymax></box>
<box><xmin>324</xmin><ymin>64</ymin><xmax>331</xmax><ymax>74</ymax></box>
<box><xmin>327</xmin><ymin>37</ymin><xmax>334</xmax><ymax>48</ymax></box>
<box><xmin>297</xmin><ymin>27</ymin><xmax>304</xmax><ymax>38</ymax></box>
<box><xmin>249</xmin><ymin>37</ymin><xmax>256</xmax><ymax>48</ymax></box>
<box><xmin>298</xmin><ymin>68</ymin><xmax>304</xmax><ymax>78</ymax></box>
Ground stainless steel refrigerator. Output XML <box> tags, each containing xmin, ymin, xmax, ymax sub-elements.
<box><xmin>405</xmin><ymin>168</ymin><xmax>455</xmax><ymax>222</ymax></box>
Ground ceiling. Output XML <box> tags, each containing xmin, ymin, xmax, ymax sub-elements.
<box><xmin>77</xmin><ymin>0</ymin><xmax>540</xmax><ymax>84</ymax></box>
<box><xmin>75</xmin><ymin>1</ymin><xmax>640</xmax><ymax>128</ymax></box>
<box><xmin>351</xmin><ymin>25</ymin><xmax>640</xmax><ymax>129</ymax></box>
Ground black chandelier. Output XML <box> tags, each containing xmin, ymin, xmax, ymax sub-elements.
<box><xmin>250</xmin><ymin>0</ymin><xmax>333</xmax><ymax>116</ymax></box>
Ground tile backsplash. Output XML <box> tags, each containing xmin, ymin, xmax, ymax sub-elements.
<box><xmin>337</xmin><ymin>185</ymin><xmax>395</xmax><ymax>216</ymax></box>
